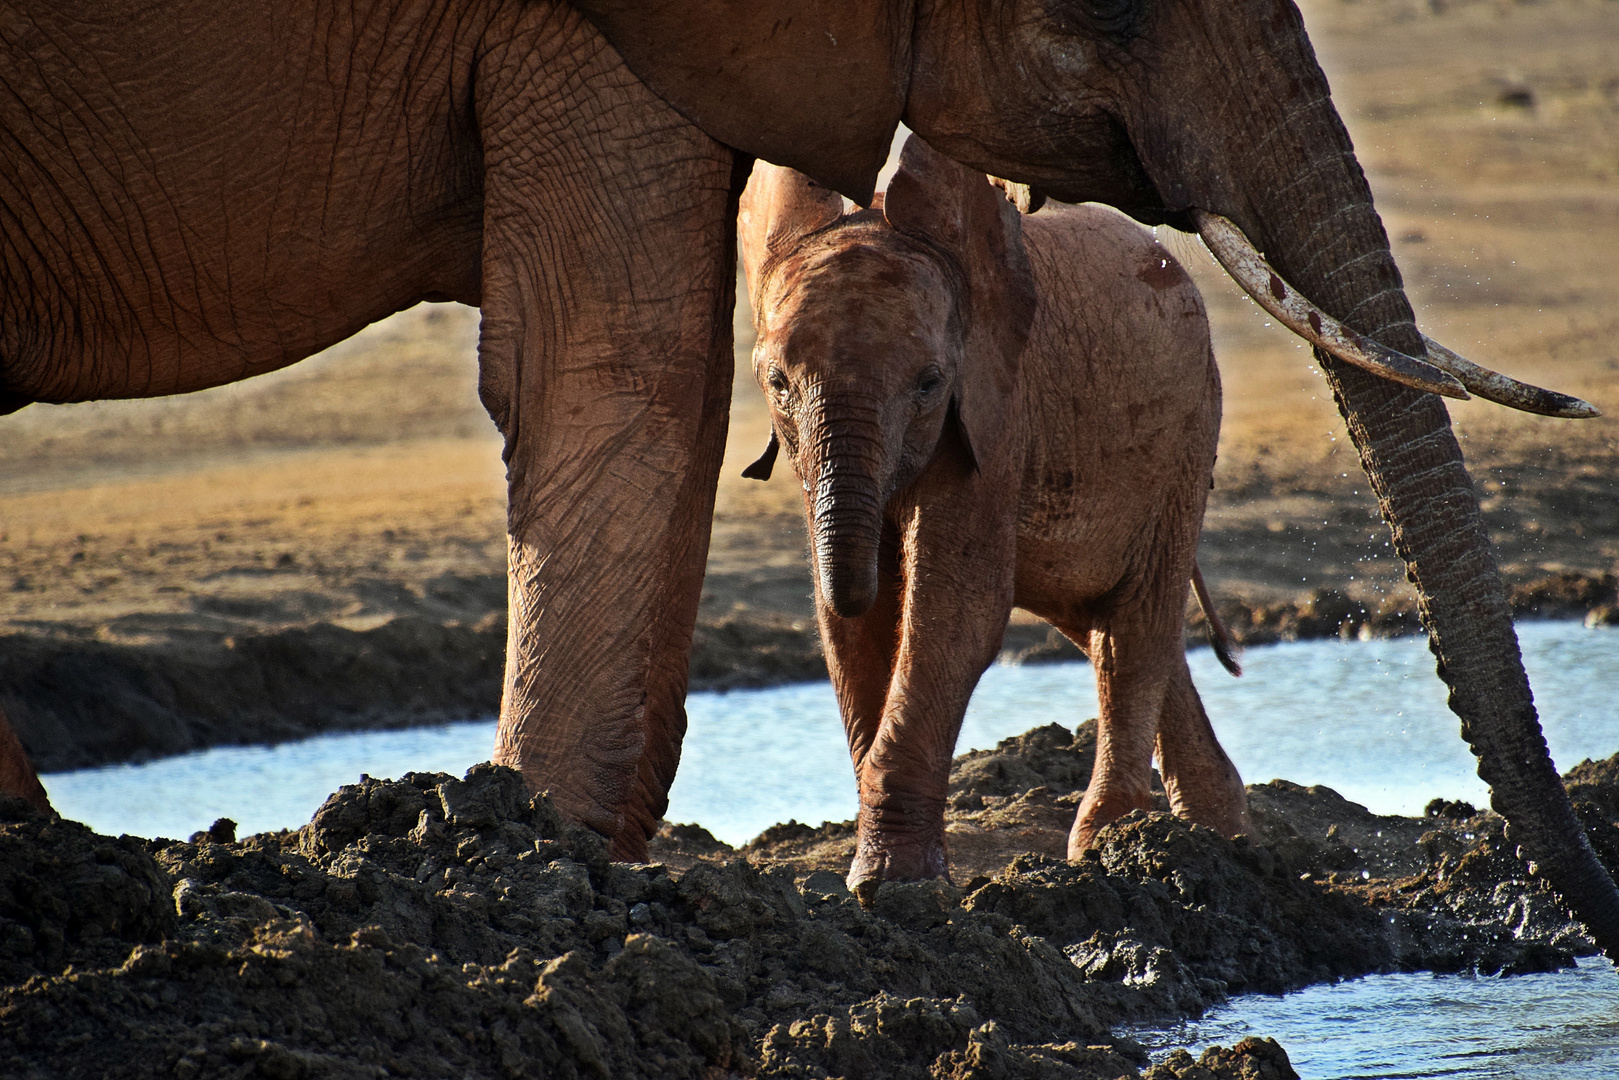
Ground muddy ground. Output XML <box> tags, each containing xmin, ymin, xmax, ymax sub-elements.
<box><xmin>5</xmin><ymin>719</ymin><xmax>1615</xmax><ymax>1079</ymax></box>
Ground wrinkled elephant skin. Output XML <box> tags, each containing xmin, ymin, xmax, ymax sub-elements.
<box><xmin>0</xmin><ymin>0</ymin><xmax>739</xmax><ymax>856</ymax></box>
<box><xmin>572</xmin><ymin>0</ymin><xmax>1619</xmax><ymax>955</ymax></box>
<box><xmin>4</xmin><ymin>0</ymin><xmax>1615</xmax><ymax>955</ymax></box>
<box><xmin>739</xmin><ymin>138</ymin><xmax>1249</xmax><ymax>890</ymax></box>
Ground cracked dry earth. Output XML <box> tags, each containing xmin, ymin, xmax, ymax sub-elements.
<box><xmin>7</xmin><ymin>722</ymin><xmax>1616</xmax><ymax>1080</ymax></box>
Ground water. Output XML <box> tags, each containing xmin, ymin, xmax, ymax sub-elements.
<box><xmin>1130</xmin><ymin>955</ymin><xmax>1619</xmax><ymax>1078</ymax></box>
<box><xmin>42</xmin><ymin>620</ymin><xmax>1619</xmax><ymax>845</ymax></box>
<box><xmin>35</xmin><ymin>619</ymin><xmax>1619</xmax><ymax>1073</ymax></box>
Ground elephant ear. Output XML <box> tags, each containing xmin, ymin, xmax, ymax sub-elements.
<box><xmin>884</xmin><ymin>135</ymin><xmax>1037</xmax><ymax>470</ymax></box>
<box><xmin>739</xmin><ymin>163</ymin><xmax>846</xmax><ymax>313</ymax></box>
<box><xmin>571</xmin><ymin>0</ymin><xmax>910</xmax><ymax>204</ymax></box>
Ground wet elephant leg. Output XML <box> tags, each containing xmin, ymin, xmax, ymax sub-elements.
<box><xmin>815</xmin><ymin>524</ymin><xmax>904</xmax><ymax>787</ymax></box>
<box><xmin>1063</xmin><ymin>617</ymin><xmax>1176</xmax><ymax>856</ymax></box>
<box><xmin>848</xmin><ymin>464</ymin><xmax>1017</xmax><ymax>893</ymax></box>
<box><xmin>0</xmin><ymin>704</ymin><xmax>50</xmax><ymax>813</ymax></box>
<box><xmin>1155</xmin><ymin>654</ymin><xmax>1250</xmax><ymax>838</ymax></box>
<box><xmin>475</xmin><ymin>8</ymin><xmax>740</xmax><ymax>858</ymax></box>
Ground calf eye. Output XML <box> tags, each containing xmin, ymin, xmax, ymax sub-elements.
<box><xmin>766</xmin><ymin>368</ymin><xmax>791</xmax><ymax>401</ymax></box>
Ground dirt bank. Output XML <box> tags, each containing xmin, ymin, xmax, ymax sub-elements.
<box><xmin>7</xmin><ymin>721</ymin><xmax>1614</xmax><ymax>1079</ymax></box>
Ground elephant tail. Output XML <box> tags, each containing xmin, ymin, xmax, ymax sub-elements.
<box><xmin>1193</xmin><ymin>563</ymin><xmax>1242</xmax><ymax>677</ymax></box>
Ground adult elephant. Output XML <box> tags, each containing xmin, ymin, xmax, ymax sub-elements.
<box><xmin>2</xmin><ymin>0</ymin><xmax>1615</xmax><ymax>956</ymax></box>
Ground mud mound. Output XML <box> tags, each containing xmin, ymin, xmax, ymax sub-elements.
<box><xmin>1563</xmin><ymin>751</ymin><xmax>1619</xmax><ymax>819</ymax></box>
<box><xmin>1343</xmin><ymin>750</ymin><xmax>1619</xmax><ymax>971</ymax></box>
<box><xmin>6</xmin><ymin>764</ymin><xmax>1304</xmax><ymax>1079</ymax></box>
<box><xmin>745</xmin><ymin>725</ymin><xmax>1599</xmax><ymax>986</ymax></box>
<box><xmin>948</xmin><ymin>724</ymin><xmax>1097</xmax><ymax>812</ymax></box>
<box><xmin>963</xmin><ymin>815</ymin><xmax>1396</xmax><ymax>1021</ymax></box>
<box><xmin>13</xmin><ymin>733</ymin><xmax>1615</xmax><ymax>1078</ymax></box>
<box><xmin>0</xmin><ymin>796</ymin><xmax>175</xmax><ymax>985</ymax></box>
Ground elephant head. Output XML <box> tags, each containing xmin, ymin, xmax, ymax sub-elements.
<box><xmin>577</xmin><ymin>0</ymin><xmax>1619</xmax><ymax>955</ymax></box>
<box><xmin>737</xmin><ymin>139</ymin><xmax>1035</xmax><ymax>617</ymax></box>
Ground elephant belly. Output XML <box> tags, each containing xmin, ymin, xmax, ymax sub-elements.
<box><xmin>1006</xmin><ymin>207</ymin><xmax>1221</xmax><ymax>624</ymax></box>
<box><xmin>0</xmin><ymin>0</ymin><xmax>483</xmax><ymax>404</ymax></box>
<box><xmin>1011</xmin><ymin>490</ymin><xmax>1161</xmax><ymax>612</ymax></box>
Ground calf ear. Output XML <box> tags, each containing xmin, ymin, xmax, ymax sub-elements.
<box><xmin>885</xmin><ymin>135</ymin><xmax>1037</xmax><ymax>469</ymax></box>
<box><xmin>739</xmin><ymin>164</ymin><xmax>846</xmax><ymax>313</ymax></box>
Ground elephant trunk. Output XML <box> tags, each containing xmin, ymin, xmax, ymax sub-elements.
<box><xmin>1222</xmin><ymin>99</ymin><xmax>1619</xmax><ymax>957</ymax></box>
<box><xmin>804</xmin><ymin>407</ymin><xmax>888</xmax><ymax>618</ymax></box>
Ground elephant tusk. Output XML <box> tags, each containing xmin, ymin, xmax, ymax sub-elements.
<box><xmin>1418</xmin><ymin>336</ymin><xmax>1600</xmax><ymax>419</ymax></box>
<box><xmin>1191</xmin><ymin>210</ymin><xmax>1468</xmax><ymax>400</ymax></box>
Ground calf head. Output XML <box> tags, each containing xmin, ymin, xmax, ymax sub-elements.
<box><xmin>739</xmin><ymin>136</ymin><xmax>1037</xmax><ymax>618</ymax></box>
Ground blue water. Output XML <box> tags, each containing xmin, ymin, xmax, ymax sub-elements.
<box><xmin>1131</xmin><ymin>955</ymin><xmax>1619</xmax><ymax>1078</ymax></box>
<box><xmin>42</xmin><ymin>620</ymin><xmax>1619</xmax><ymax>845</ymax></box>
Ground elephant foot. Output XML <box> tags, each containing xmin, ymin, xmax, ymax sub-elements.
<box><xmin>1160</xmin><ymin>750</ymin><xmax>1252</xmax><ymax>840</ymax></box>
<box><xmin>608</xmin><ymin>829</ymin><xmax>651</xmax><ymax>863</ymax></box>
<box><xmin>1171</xmin><ymin>793</ymin><xmax>1253</xmax><ymax>840</ymax></box>
<box><xmin>845</xmin><ymin>808</ymin><xmax>949</xmax><ymax>905</ymax></box>
<box><xmin>1066</xmin><ymin>788</ymin><xmax>1154</xmax><ymax>859</ymax></box>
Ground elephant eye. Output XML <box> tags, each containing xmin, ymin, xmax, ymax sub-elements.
<box><xmin>913</xmin><ymin>367</ymin><xmax>944</xmax><ymax>400</ymax></box>
<box><xmin>766</xmin><ymin>367</ymin><xmax>791</xmax><ymax>401</ymax></box>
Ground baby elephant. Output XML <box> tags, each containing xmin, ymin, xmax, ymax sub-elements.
<box><xmin>738</xmin><ymin>135</ymin><xmax>1248</xmax><ymax>893</ymax></box>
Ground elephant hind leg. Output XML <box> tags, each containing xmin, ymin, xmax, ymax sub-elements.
<box><xmin>0</xmin><ymin>704</ymin><xmax>50</xmax><ymax>814</ymax></box>
<box><xmin>1155</xmin><ymin>654</ymin><xmax>1249</xmax><ymax>838</ymax></box>
<box><xmin>1063</xmin><ymin>620</ymin><xmax>1173</xmax><ymax>857</ymax></box>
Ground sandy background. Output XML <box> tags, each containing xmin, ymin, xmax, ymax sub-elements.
<box><xmin>1</xmin><ymin>0</ymin><xmax>1615</xmax><ymax>767</ymax></box>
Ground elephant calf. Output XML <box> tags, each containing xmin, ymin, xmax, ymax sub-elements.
<box><xmin>738</xmin><ymin>135</ymin><xmax>1249</xmax><ymax>892</ymax></box>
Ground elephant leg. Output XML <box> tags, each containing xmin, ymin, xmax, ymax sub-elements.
<box><xmin>0</xmin><ymin>704</ymin><xmax>50</xmax><ymax>814</ymax></box>
<box><xmin>848</xmin><ymin>467</ymin><xmax>1017</xmax><ymax>893</ymax></box>
<box><xmin>474</xmin><ymin>7</ymin><xmax>742</xmax><ymax>858</ymax></box>
<box><xmin>1155</xmin><ymin>654</ymin><xmax>1250</xmax><ymax>838</ymax></box>
<box><xmin>1064</xmin><ymin>617</ymin><xmax>1176</xmax><ymax>856</ymax></box>
<box><xmin>815</xmin><ymin>523</ymin><xmax>904</xmax><ymax>784</ymax></box>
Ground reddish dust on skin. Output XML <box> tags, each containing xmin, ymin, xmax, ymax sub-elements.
<box><xmin>1136</xmin><ymin>255</ymin><xmax>1186</xmax><ymax>291</ymax></box>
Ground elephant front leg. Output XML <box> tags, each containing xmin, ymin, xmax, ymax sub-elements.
<box><xmin>814</xmin><ymin>524</ymin><xmax>904</xmax><ymax>786</ymax></box>
<box><xmin>474</xmin><ymin>15</ymin><xmax>741</xmax><ymax>858</ymax></box>
<box><xmin>847</xmin><ymin>476</ymin><xmax>1017</xmax><ymax>895</ymax></box>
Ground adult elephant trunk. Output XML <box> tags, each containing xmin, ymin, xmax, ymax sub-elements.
<box><xmin>1180</xmin><ymin>86</ymin><xmax>1619</xmax><ymax>956</ymax></box>
<box><xmin>803</xmin><ymin>407</ymin><xmax>888</xmax><ymax>619</ymax></box>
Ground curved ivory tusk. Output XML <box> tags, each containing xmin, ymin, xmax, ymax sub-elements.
<box><xmin>1191</xmin><ymin>209</ymin><xmax>1468</xmax><ymax>400</ymax></box>
<box><xmin>1418</xmin><ymin>336</ymin><xmax>1600</xmax><ymax>419</ymax></box>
